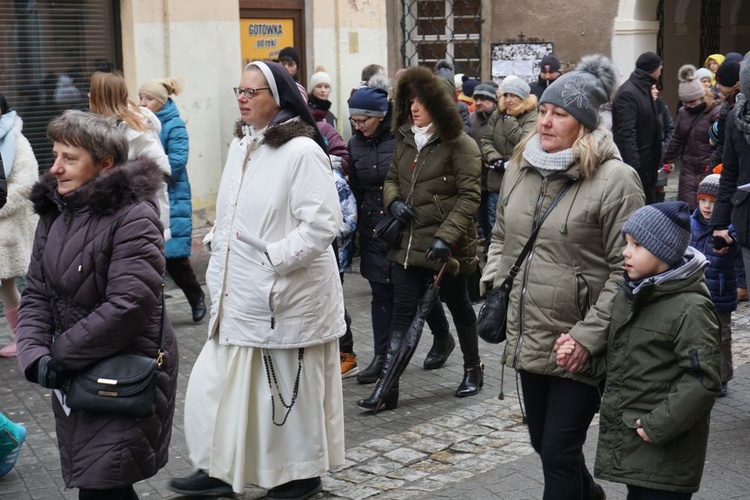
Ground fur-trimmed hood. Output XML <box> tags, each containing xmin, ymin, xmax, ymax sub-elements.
<box><xmin>392</xmin><ymin>67</ymin><xmax>464</xmax><ymax>142</ymax></box>
<box><xmin>233</xmin><ymin>118</ymin><xmax>320</xmax><ymax>149</ymax></box>
<box><xmin>30</xmin><ymin>157</ymin><xmax>164</xmax><ymax>216</ymax></box>
<box><xmin>497</xmin><ymin>93</ymin><xmax>538</xmax><ymax>117</ymax></box>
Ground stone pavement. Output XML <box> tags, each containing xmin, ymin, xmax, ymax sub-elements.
<box><xmin>0</xmin><ymin>264</ymin><xmax>748</xmax><ymax>499</ymax></box>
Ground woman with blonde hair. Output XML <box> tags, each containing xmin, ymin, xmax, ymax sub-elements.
<box><xmin>89</xmin><ymin>71</ymin><xmax>172</xmax><ymax>240</ymax></box>
<box><xmin>481</xmin><ymin>54</ymin><xmax>644</xmax><ymax>499</ymax></box>
<box><xmin>139</xmin><ymin>78</ymin><xmax>206</xmax><ymax>323</ymax></box>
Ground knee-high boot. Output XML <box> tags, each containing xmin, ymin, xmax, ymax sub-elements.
<box><xmin>357</xmin><ymin>329</ymin><xmax>405</xmax><ymax>411</ymax></box>
<box><xmin>0</xmin><ymin>308</ymin><xmax>19</xmax><ymax>358</ymax></box>
<box><xmin>455</xmin><ymin>323</ymin><xmax>483</xmax><ymax>397</ymax></box>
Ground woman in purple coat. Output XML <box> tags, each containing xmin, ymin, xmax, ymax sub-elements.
<box><xmin>16</xmin><ymin>110</ymin><xmax>178</xmax><ymax>500</ymax></box>
<box><xmin>663</xmin><ymin>65</ymin><xmax>721</xmax><ymax>210</ymax></box>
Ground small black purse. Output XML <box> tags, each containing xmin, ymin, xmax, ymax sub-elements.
<box><xmin>373</xmin><ymin>214</ymin><xmax>403</xmax><ymax>246</ymax></box>
<box><xmin>65</xmin><ymin>292</ymin><xmax>166</xmax><ymax>418</ymax></box>
<box><xmin>478</xmin><ymin>180</ymin><xmax>574</xmax><ymax>344</ymax></box>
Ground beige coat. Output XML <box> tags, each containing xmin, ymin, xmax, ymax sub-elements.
<box><xmin>0</xmin><ymin>116</ymin><xmax>38</xmax><ymax>279</ymax></box>
<box><xmin>481</xmin><ymin>131</ymin><xmax>644</xmax><ymax>385</ymax></box>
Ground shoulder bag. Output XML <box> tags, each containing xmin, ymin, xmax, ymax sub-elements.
<box><xmin>65</xmin><ymin>291</ymin><xmax>167</xmax><ymax>418</ymax></box>
<box><xmin>478</xmin><ymin>179</ymin><xmax>574</xmax><ymax>344</ymax></box>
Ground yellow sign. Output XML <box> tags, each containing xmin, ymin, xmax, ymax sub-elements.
<box><xmin>240</xmin><ymin>18</ymin><xmax>295</xmax><ymax>65</ymax></box>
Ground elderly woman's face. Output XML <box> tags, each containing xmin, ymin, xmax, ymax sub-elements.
<box><xmin>350</xmin><ymin>114</ymin><xmax>382</xmax><ymax>137</ymax></box>
<box><xmin>536</xmin><ymin>103</ymin><xmax>579</xmax><ymax>153</ymax></box>
<box><xmin>237</xmin><ymin>69</ymin><xmax>279</xmax><ymax>129</ymax></box>
<box><xmin>504</xmin><ymin>93</ymin><xmax>521</xmax><ymax>111</ymax></box>
<box><xmin>410</xmin><ymin>97</ymin><xmax>432</xmax><ymax>127</ymax></box>
<box><xmin>50</xmin><ymin>142</ymin><xmax>111</xmax><ymax>195</ymax></box>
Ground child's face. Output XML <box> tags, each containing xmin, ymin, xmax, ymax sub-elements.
<box><xmin>622</xmin><ymin>234</ymin><xmax>670</xmax><ymax>280</ymax></box>
<box><xmin>699</xmin><ymin>197</ymin><xmax>715</xmax><ymax>220</ymax></box>
<box><xmin>701</xmin><ymin>77</ymin><xmax>713</xmax><ymax>90</ymax></box>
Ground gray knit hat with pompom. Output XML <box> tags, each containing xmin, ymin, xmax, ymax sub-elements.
<box><xmin>539</xmin><ymin>54</ymin><xmax>618</xmax><ymax>130</ymax></box>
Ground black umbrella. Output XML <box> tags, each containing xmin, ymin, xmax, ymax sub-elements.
<box><xmin>374</xmin><ymin>261</ymin><xmax>449</xmax><ymax>413</ymax></box>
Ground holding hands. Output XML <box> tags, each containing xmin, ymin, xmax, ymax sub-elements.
<box><xmin>554</xmin><ymin>333</ymin><xmax>590</xmax><ymax>373</ymax></box>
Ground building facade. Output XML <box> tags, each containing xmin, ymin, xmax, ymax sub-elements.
<box><xmin>1</xmin><ymin>0</ymin><xmax>748</xmax><ymax>272</ymax></box>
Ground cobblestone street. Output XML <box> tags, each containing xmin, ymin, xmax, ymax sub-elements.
<box><xmin>1</xmin><ymin>261</ymin><xmax>748</xmax><ymax>499</ymax></box>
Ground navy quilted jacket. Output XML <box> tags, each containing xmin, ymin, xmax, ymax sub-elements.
<box><xmin>689</xmin><ymin>209</ymin><xmax>740</xmax><ymax>313</ymax></box>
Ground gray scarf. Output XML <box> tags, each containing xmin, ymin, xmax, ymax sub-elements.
<box><xmin>522</xmin><ymin>134</ymin><xmax>576</xmax><ymax>175</ymax></box>
<box><xmin>735</xmin><ymin>93</ymin><xmax>750</xmax><ymax>145</ymax></box>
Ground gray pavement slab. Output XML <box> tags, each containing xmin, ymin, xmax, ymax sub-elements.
<box><xmin>0</xmin><ymin>260</ymin><xmax>748</xmax><ymax>499</ymax></box>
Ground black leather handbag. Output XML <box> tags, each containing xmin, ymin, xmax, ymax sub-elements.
<box><xmin>478</xmin><ymin>180</ymin><xmax>574</xmax><ymax>344</ymax></box>
<box><xmin>373</xmin><ymin>214</ymin><xmax>403</xmax><ymax>246</ymax></box>
<box><xmin>65</xmin><ymin>292</ymin><xmax>166</xmax><ymax>418</ymax></box>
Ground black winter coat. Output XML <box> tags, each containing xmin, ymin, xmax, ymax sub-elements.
<box><xmin>712</xmin><ymin>111</ymin><xmax>750</xmax><ymax>246</ymax></box>
<box><xmin>348</xmin><ymin>112</ymin><xmax>396</xmax><ymax>283</ymax></box>
<box><xmin>612</xmin><ymin>69</ymin><xmax>662</xmax><ymax>187</ymax></box>
<box><xmin>16</xmin><ymin>159</ymin><xmax>178</xmax><ymax>489</ymax></box>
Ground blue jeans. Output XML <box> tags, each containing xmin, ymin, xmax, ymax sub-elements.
<box><xmin>486</xmin><ymin>191</ymin><xmax>499</xmax><ymax>244</ymax></box>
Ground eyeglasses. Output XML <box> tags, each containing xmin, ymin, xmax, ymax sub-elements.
<box><xmin>349</xmin><ymin>116</ymin><xmax>373</xmax><ymax>127</ymax></box>
<box><xmin>233</xmin><ymin>87</ymin><xmax>271</xmax><ymax>99</ymax></box>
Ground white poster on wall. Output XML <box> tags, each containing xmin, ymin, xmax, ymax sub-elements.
<box><xmin>490</xmin><ymin>42</ymin><xmax>554</xmax><ymax>84</ymax></box>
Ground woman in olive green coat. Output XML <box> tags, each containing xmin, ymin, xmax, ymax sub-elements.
<box><xmin>357</xmin><ymin>67</ymin><xmax>482</xmax><ymax>411</ymax></box>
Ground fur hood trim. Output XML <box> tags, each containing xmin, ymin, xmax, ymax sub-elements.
<box><xmin>30</xmin><ymin>158</ymin><xmax>164</xmax><ymax>216</ymax></box>
<box><xmin>498</xmin><ymin>94</ymin><xmax>538</xmax><ymax>117</ymax></box>
<box><xmin>392</xmin><ymin>67</ymin><xmax>464</xmax><ymax>142</ymax></box>
<box><xmin>233</xmin><ymin>118</ymin><xmax>319</xmax><ymax>149</ymax></box>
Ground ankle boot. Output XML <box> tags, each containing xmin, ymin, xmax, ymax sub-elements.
<box><xmin>455</xmin><ymin>362</ymin><xmax>484</xmax><ymax>397</ymax></box>
<box><xmin>0</xmin><ymin>308</ymin><xmax>19</xmax><ymax>358</ymax></box>
<box><xmin>357</xmin><ymin>330</ymin><xmax>404</xmax><ymax>411</ymax></box>
<box><xmin>423</xmin><ymin>332</ymin><xmax>455</xmax><ymax>370</ymax></box>
<box><xmin>357</xmin><ymin>353</ymin><xmax>386</xmax><ymax>384</ymax></box>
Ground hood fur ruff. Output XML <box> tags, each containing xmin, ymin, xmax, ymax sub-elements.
<box><xmin>234</xmin><ymin>118</ymin><xmax>319</xmax><ymax>149</ymax></box>
<box><xmin>30</xmin><ymin>157</ymin><xmax>163</xmax><ymax>216</ymax></box>
<box><xmin>393</xmin><ymin>67</ymin><xmax>465</xmax><ymax>142</ymax></box>
<box><xmin>498</xmin><ymin>93</ymin><xmax>538</xmax><ymax>117</ymax></box>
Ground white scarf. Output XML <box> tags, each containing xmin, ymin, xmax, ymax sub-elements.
<box><xmin>411</xmin><ymin>123</ymin><xmax>434</xmax><ymax>152</ymax></box>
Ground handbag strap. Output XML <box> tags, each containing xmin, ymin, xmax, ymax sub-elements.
<box><xmin>504</xmin><ymin>178</ymin><xmax>575</xmax><ymax>282</ymax></box>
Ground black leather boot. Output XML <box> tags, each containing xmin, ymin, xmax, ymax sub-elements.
<box><xmin>423</xmin><ymin>333</ymin><xmax>455</xmax><ymax>370</ymax></box>
<box><xmin>356</xmin><ymin>353</ymin><xmax>386</xmax><ymax>384</ymax></box>
<box><xmin>357</xmin><ymin>330</ymin><xmax>404</xmax><ymax>411</ymax></box>
<box><xmin>455</xmin><ymin>362</ymin><xmax>484</xmax><ymax>397</ymax></box>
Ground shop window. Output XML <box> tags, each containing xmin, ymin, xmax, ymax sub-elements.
<box><xmin>0</xmin><ymin>0</ymin><xmax>120</xmax><ymax>171</ymax></box>
<box><xmin>401</xmin><ymin>0</ymin><xmax>481</xmax><ymax>76</ymax></box>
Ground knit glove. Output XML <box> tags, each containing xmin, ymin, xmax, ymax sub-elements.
<box><xmin>36</xmin><ymin>355</ymin><xmax>70</xmax><ymax>389</ymax></box>
<box><xmin>389</xmin><ymin>200</ymin><xmax>416</xmax><ymax>223</ymax></box>
<box><xmin>426</xmin><ymin>237</ymin><xmax>451</xmax><ymax>262</ymax></box>
<box><xmin>489</xmin><ymin>159</ymin><xmax>505</xmax><ymax>171</ymax></box>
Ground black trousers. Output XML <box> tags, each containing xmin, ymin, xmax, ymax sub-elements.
<box><xmin>369</xmin><ymin>280</ymin><xmax>451</xmax><ymax>356</ymax></box>
<box><xmin>627</xmin><ymin>485</ymin><xmax>692</xmax><ymax>500</ymax></box>
<box><xmin>79</xmin><ymin>485</ymin><xmax>138</xmax><ymax>500</ymax></box>
<box><xmin>390</xmin><ymin>265</ymin><xmax>478</xmax><ymax>367</ymax></box>
<box><xmin>520</xmin><ymin>370</ymin><xmax>600</xmax><ymax>500</ymax></box>
<box><xmin>165</xmin><ymin>257</ymin><xmax>204</xmax><ymax>308</ymax></box>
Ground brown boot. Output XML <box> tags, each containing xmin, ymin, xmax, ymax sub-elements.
<box><xmin>0</xmin><ymin>307</ymin><xmax>19</xmax><ymax>358</ymax></box>
<box><xmin>738</xmin><ymin>288</ymin><xmax>748</xmax><ymax>303</ymax></box>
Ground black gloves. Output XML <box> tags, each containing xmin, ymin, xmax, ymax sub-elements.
<box><xmin>426</xmin><ymin>237</ymin><xmax>451</xmax><ymax>262</ymax></box>
<box><xmin>389</xmin><ymin>200</ymin><xmax>415</xmax><ymax>223</ymax></box>
<box><xmin>489</xmin><ymin>159</ymin><xmax>505</xmax><ymax>171</ymax></box>
<box><xmin>36</xmin><ymin>355</ymin><xmax>70</xmax><ymax>389</ymax></box>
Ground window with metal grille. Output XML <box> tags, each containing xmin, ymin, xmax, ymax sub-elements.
<box><xmin>0</xmin><ymin>0</ymin><xmax>121</xmax><ymax>172</ymax></box>
<box><xmin>699</xmin><ymin>0</ymin><xmax>721</xmax><ymax>65</ymax></box>
<box><xmin>401</xmin><ymin>0</ymin><xmax>481</xmax><ymax>77</ymax></box>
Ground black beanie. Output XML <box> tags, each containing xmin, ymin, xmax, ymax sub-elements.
<box><xmin>278</xmin><ymin>47</ymin><xmax>300</xmax><ymax>66</ymax></box>
<box><xmin>716</xmin><ymin>61</ymin><xmax>740</xmax><ymax>87</ymax></box>
<box><xmin>635</xmin><ymin>52</ymin><xmax>662</xmax><ymax>73</ymax></box>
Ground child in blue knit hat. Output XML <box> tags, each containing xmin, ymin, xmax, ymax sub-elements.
<box><xmin>689</xmin><ymin>173</ymin><xmax>740</xmax><ymax>397</ymax></box>
<box><xmin>557</xmin><ymin>201</ymin><xmax>722</xmax><ymax>498</ymax></box>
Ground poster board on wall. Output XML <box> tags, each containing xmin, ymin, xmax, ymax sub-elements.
<box><xmin>240</xmin><ymin>18</ymin><xmax>295</xmax><ymax>65</ymax></box>
<box><xmin>490</xmin><ymin>42</ymin><xmax>554</xmax><ymax>84</ymax></box>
